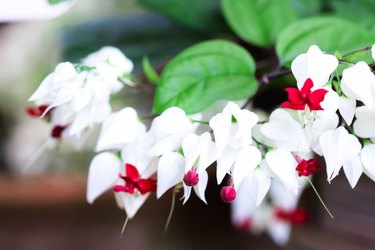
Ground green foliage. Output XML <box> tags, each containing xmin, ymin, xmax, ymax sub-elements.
<box><xmin>276</xmin><ymin>16</ymin><xmax>375</xmax><ymax>66</ymax></box>
<box><xmin>61</xmin><ymin>14</ymin><xmax>210</xmax><ymax>71</ymax></box>
<box><xmin>137</xmin><ymin>0</ymin><xmax>227</xmax><ymax>32</ymax></box>
<box><xmin>329</xmin><ymin>0</ymin><xmax>375</xmax><ymax>33</ymax></box>
<box><xmin>48</xmin><ymin>0</ymin><xmax>69</xmax><ymax>4</ymax></box>
<box><xmin>143</xmin><ymin>57</ymin><xmax>160</xmax><ymax>84</ymax></box>
<box><xmin>153</xmin><ymin>40</ymin><xmax>258</xmax><ymax>114</ymax></box>
<box><xmin>288</xmin><ymin>0</ymin><xmax>322</xmax><ymax>17</ymax></box>
<box><xmin>221</xmin><ymin>0</ymin><xmax>298</xmax><ymax>47</ymax></box>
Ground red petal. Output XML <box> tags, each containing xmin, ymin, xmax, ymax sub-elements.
<box><xmin>308</xmin><ymin>89</ymin><xmax>328</xmax><ymax>111</ymax></box>
<box><xmin>136</xmin><ymin>178</ymin><xmax>157</xmax><ymax>194</ymax></box>
<box><xmin>125</xmin><ymin>163</ymin><xmax>140</xmax><ymax>179</ymax></box>
<box><xmin>281</xmin><ymin>101</ymin><xmax>306</xmax><ymax>110</ymax></box>
<box><xmin>300</xmin><ymin>78</ymin><xmax>314</xmax><ymax>98</ymax></box>
<box><xmin>281</xmin><ymin>87</ymin><xmax>306</xmax><ymax>110</ymax></box>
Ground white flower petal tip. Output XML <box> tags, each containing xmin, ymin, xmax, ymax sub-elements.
<box><xmin>338</xmin><ymin>97</ymin><xmax>356</xmax><ymax>126</ymax></box>
<box><xmin>120</xmin><ymin>193</ymin><xmax>150</xmax><ymax>219</ymax></box>
<box><xmin>86</xmin><ymin>153</ymin><xmax>122</xmax><ymax>204</ymax></box>
<box><xmin>292</xmin><ymin>45</ymin><xmax>338</xmax><ymax>89</ymax></box>
<box><xmin>320</xmin><ymin>127</ymin><xmax>361</xmax><ymax>183</ymax></box>
<box><xmin>361</xmin><ymin>144</ymin><xmax>375</xmax><ymax>181</ymax></box>
<box><xmin>96</xmin><ymin>107</ymin><xmax>146</xmax><ymax>152</ymax></box>
<box><xmin>343</xmin><ymin>156</ymin><xmax>363</xmax><ymax>189</ymax></box>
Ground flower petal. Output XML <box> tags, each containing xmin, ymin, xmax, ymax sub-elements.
<box><xmin>343</xmin><ymin>155</ymin><xmax>363</xmax><ymax>189</ymax></box>
<box><xmin>156</xmin><ymin>152</ymin><xmax>185</xmax><ymax>198</ymax></box>
<box><xmin>338</xmin><ymin>96</ymin><xmax>356</xmax><ymax>126</ymax></box>
<box><xmin>193</xmin><ymin>170</ymin><xmax>209</xmax><ymax>204</ymax></box>
<box><xmin>86</xmin><ymin>152</ymin><xmax>122</xmax><ymax>204</ymax></box>
<box><xmin>353</xmin><ymin>106</ymin><xmax>375</xmax><ymax>138</ymax></box>
<box><xmin>232</xmin><ymin>146</ymin><xmax>262</xmax><ymax>189</ymax></box>
<box><xmin>361</xmin><ymin>144</ymin><xmax>375</xmax><ymax>180</ymax></box>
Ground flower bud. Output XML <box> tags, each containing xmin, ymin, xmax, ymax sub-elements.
<box><xmin>220</xmin><ymin>186</ymin><xmax>236</xmax><ymax>203</ymax></box>
<box><xmin>183</xmin><ymin>170</ymin><xmax>199</xmax><ymax>186</ymax></box>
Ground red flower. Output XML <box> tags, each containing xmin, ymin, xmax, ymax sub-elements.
<box><xmin>114</xmin><ymin>163</ymin><xmax>156</xmax><ymax>195</ymax></box>
<box><xmin>220</xmin><ymin>185</ymin><xmax>236</xmax><ymax>203</ymax></box>
<box><xmin>275</xmin><ymin>208</ymin><xmax>309</xmax><ymax>225</ymax></box>
<box><xmin>281</xmin><ymin>78</ymin><xmax>328</xmax><ymax>111</ymax></box>
<box><xmin>296</xmin><ymin>158</ymin><xmax>321</xmax><ymax>177</ymax></box>
<box><xmin>51</xmin><ymin>125</ymin><xmax>68</xmax><ymax>139</ymax></box>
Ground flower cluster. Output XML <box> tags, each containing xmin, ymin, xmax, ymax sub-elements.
<box><xmin>27</xmin><ymin>43</ymin><xmax>375</xmax><ymax>246</ymax></box>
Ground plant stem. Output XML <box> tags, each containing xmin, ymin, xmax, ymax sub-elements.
<box><xmin>164</xmin><ymin>190</ymin><xmax>176</xmax><ymax>233</ymax></box>
<box><xmin>261</xmin><ymin>68</ymin><xmax>292</xmax><ymax>84</ymax></box>
<box><xmin>342</xmin><ymin>46</ymin><xmax>372</xmax><ymax>58</ymax></box>
<box><xmin>307</xmin><ymin>177</ymin><xmax>334</xmax><ymax>219</ymax></box>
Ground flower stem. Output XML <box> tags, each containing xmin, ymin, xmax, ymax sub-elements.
<box><xmin>342</xmin><ymin>46</ymin><xmax>372</xmax><ymax>58</ymax></box>
<box><xmin>307</xmin><ymin>177</ymin><xmax>335</xmax><ymax>219</ymax></box>
<box><xmin>121</xmin><ymin>216</ymin><xmax>129</xmax><ymax>237</ymax></box>
<box><xmin>164</xmin><ymin>189</ymin><xmax>176</xmax><ymax>233</ymax></box>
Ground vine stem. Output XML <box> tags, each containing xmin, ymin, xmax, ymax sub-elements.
<box><xmin>307</xmin><ymin>177</ymin><xmax>335</xmax><ymax>219</ymax></box>
<box><xmin>341</xmin><ymin>46</ymin><xmax>372</xmax><ymax>57</ymax></box>
<box><xmin>164</xmin><ymin>189</ymin><xmax>177</xmax><ymax>233</ymax></box>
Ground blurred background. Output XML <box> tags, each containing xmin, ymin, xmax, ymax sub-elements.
<box><xmin>0</xmin><ymin>0</ymin><xmax>375</xmax><ymax>249</ymax></box>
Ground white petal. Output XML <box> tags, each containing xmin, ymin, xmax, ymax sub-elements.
<box><xmin>156</xmin><ymin>152</ymin><xmax>185</xmax><ymax>198</ymax></box>
<box><xmin>338</xmin><ymin>96</ymin><xmax>356</xmax><ymax>125</ymax></box>
<box><xmin>270</xmin><ymin>179</ymin><xmax>303</xmax><ymax>210</ymax></box>
<box><xmin>209</xmin><ymin>108</ymin><xmax>232</xmax><ymax>153</ymax></box>
<box><xmin>265</xmin><ymin>148</ymin><xmax>299</xmax><ymax>194</ymax></box>
<box><xmin>193</xmin><ymin>170</ymin><xmax>209</xmax><ymax>204</ymax></box>
<box><xmin>267</xmin><ymin>221</ymin><xmax>291</xmax><ymax>246</ymax></box>
<box><xmin>292</xmin><ymin>45</ymin><xmax>338</xmax><ymax>89</ymax></box>
<box><xmin>341</xmin><ymin>62</ymin><xmax>375</xmax><ymax>110</ymax></box>
<box><xmin>320</xmin><ymin>127</ymin><xmax>361</xmax><ymax>182</ymax></box>
<box><xmin>261</xmin><ymin>109</ymin><xmax>309</xmax><ymax>152</ymax></box>
<box><xmin>239</xmin><ymin>168</ymin><xmax>271</xmax><ymax>206</ymax></box>
<box><xmin>361</xmin><ymin>144</ymin><xmax>375</xmax><ymax>179</ymax></box>
<box><xmin>353</xmin><ymin>106</ymin><xmax>375</xmax><ymax>138</ymax></box>
<box><xmin>232</xmin><ymin>146</ymin><xmax>262</xmax><ymax>188</ymax></box>
<box><xmin>182</xmin><ymin>133</ymin><xmax>200</xmax><ymax>172</ymax></box>
<box><xmin>216</xmin><ymin>146</ymin><xmax>238</xmax><ymax>184</ymax></box>
<box><xmin>372</xmin><ymin>44</ymin><xmax>375</xmax><ymax>62</ymax></box>
<box><xmin>196</xmin><ymin>132</ymin><xmax>217</xmax><ymax>172</ymax></box>
<box><xmin>182</xmin><ymin>185</ymin><xmax>192</xmax><ymax>204</ymax></box>
<box><xmin>86</xmin><ymin>152</ymin><xmax>122</xmax><ymax>204</ymax></box>
<box><xmin>343</xmin><ymin>155</ymin><xmax>363</xmax><ymax>189</ymax></box>
<box><xmin>320</xmin><ymin>88</ymin><xmax>339</xmax><ymax>113</ymax></box>
<box><xmin>120</xmin><ymin>193</ymin><xmax>150</xmax><ymax>219</ymax></box>
<box><xmin>96</xmin><ymin>107</ymin><xmax>146</xmax><ymax>151</ymax></box>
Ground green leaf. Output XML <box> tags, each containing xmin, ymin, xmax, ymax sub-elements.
<box><xmin>137</xmin><ymin>0</ymin><xmax>228</xmax><ymax>32</ymax></box>
<box><xmin>143</xmin><ymin>56</ymin><xmax>160</xmax><ymax>84</ymax></box>
<box><xmin>288</xmin><ymin>0</ymin><xmax>322</xmax><ymax>17</ymax></box>
<box><xmin>153</xmin><ymin>40</ymin><xmax>258</xmax><ymax>114</ymax></box>
<box><xmin>276</xmin><ymin>16</ymin><xmax>375</xmax><ymax>67</ymax></box>
<box><xmin>221</xmin><ymin>0</ymin><xmax>298</xmax><ymax>47</ymax></box>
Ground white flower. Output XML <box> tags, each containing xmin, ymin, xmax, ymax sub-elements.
<box><xmin>209</xmin><ymin>101</ymin><xmax>259</xmax><ymax>153</ymax></box>
<box><xmin>338</xmin><ymin>96</ymin><xmax>356</xmax><ymax>126</ymax></box>
<box><xmin>319</xmin><ymin>127</ymin><xmax>361</xmax><ymax>182</ymax></box>
<box><xmin>96</xmin><ymin>107</ymin><xmax>146</xmax><ymax>152</ymax></box>
<box><xmin>148</xmin><ymin>107</ymin><xmax>196</xmax><ymax>156</ymax></box>
<box><xmin>83</xmin><ymin>46</ymin><xmax>134</xmax><ymax>89</ymax></box>
<box><xmin>291</xmin><ymin>45</ymin><xmax>338</xmax><ymax>89</ymax></box>
<box><xmin>181</xmin><ymin>132</ymin><xmax>217</xmax><ymax>203</ymax></box>
<box><xmin>341</xmin><ymin>61</ymin><xmax>375</xmax><ymax>110</ymax></box>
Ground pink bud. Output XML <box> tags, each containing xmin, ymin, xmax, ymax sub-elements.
<box><xmin>220</xmin><ymin>186</ymin><xmax>236</xmax><ymax>203</ymax></box>
<box><xmin>183</xmin><ymin>170</ymin><xmax>199</xmax><ymax>186</ymax></box>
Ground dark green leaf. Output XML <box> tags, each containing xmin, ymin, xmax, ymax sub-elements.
<box><xmin>276</xmin><ymin>16</ymin><xmax>375</xmax><ymax>66</ymax></box>
<box><xmin>137</xmin><ymin>0</ymin><xmax>227</xmax><ymax>32</ymax></box>
<box><xmin>61</xmin><ymin>14</ymin><xmax>211</xmax><ymax>72</ymax></box>
<box><xmin>288</xmin><ymin>0</ymin><xmax>322</xmax><ymax>17</ymax></box>
<box><xmin>221</xmin><ymin>0</ymin><xmax>298</xmax><ymax>47</ymax></box>
<box><xmin>153</xmin><ymin>40</ymin><xmax>258</xmax><ymax>114</ymax></box>
<box><xmin>329</xmin><ymin>0</ymin><xmax>375</xmax><ymax>33</ymax></box>
<box><xmin>143</xmin><ymin>56</ymin><xmax>160</xmax><ymax>84</ymax></box>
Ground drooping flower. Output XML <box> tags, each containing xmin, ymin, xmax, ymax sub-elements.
<box><xmin>209</xmin><ymin>102</ymin><xmax>261</xmax><ymax>186</ymax></box>
<box><xmin>319</xmin><ymin>127</ymin><xmax>361</xmax><ymax>182</ymax></box>
<box><xmin>181</xmin><ymin>132</ymin><xmax>217</xmax><ymax>203</ymax></box>
<box><xmin>281</xmin><ymin>78</ymin><xmax>328</xmax><ymax>111</ymax></box>
<box><xmin>96</xmin><ymin>107</ymin><xmax>146</xmax><ymax>152</ymax></box>
<box><xmin>291</xmin><ymin>45</ymin><xmax>338</xmax><ymax>89</ymax></box>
